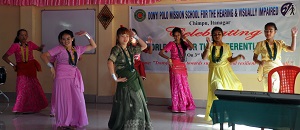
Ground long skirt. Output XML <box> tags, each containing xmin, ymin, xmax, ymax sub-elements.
<box><xmin>50</xmin><ymin>84</ymin><xmax>56</xmax><ymax>116</ymax></box>
<box><xmin>13</xmin><ymin>60</ymin><xmax>48</xmax><ymax>113</ymax></box>
<box><xmin>54</xmin><ymin>78</ymin><xmax>88</xmax><ymax>127</ymax></box>
<box><xmin>108</xmin><ymin>70</ymin><xmax>152</xmax><ymax>130</ymax></box>
<box><xmin>13</xmin><ymin>76</ymin><xmax>48</xmax><ymax>113</ymax></box>
<box><xmin>257</xmin><ymin>60</ymin><xmax>282</xmax><ymax>92</ymax></box>
<box><xmin>204</xmin><ymin>62</ymin><xmax>243</xmax><ymax>121</ymax></box>
<box><xmin>169</xmin><ymin>60</ymin><xmax>196</xmax><ymax>112</ymax></box>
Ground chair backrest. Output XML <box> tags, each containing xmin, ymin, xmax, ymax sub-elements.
<box><xmin>268</xmin><ymin>65</ymin><xmax>300</xmax><ymax>93</ymax></box>
<box><xmin>0</xmin><ymin>67</ymin><xmax>6</xmax><ymax>85</ymax></box>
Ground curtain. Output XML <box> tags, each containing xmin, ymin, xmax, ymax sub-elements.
<box><xmin>0</xmin><ymin>0</ymin><xmax>160</xmax><ymax>6</ymax></box>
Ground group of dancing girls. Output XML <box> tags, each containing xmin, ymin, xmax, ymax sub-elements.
<box><xmin>202</xmin><ymin>22</ymin><xmax>298</xmax><ymax>121</ymax></box>
<box><xmin>1</xmin><ymin>22</ymin><xmax>298</xmax><ymax>129</ymax></box>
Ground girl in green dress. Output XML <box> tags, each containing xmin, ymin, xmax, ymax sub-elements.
<box><xmin>107</xmin><ymin>27</ymin><xmax>153</xmax><ymax>130</ymax></box>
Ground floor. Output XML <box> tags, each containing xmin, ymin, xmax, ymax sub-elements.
<box><xmin>0</xmin><ymin>103</ymin><xmax>269</xmax><ymax>130</ymax></box>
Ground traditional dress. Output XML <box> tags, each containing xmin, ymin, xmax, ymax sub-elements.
<box><xmin>163</xmin><ymin>41</ymin><xmax>196</xmax><ymax>112</ymax></box>
<box><xmin>254</xmin><ymin>40</ymin><xmax>289</xmax><ymax>92</ymax></box>
<box><xmin>204</xmin><ymin>43</ymin><xmax>243</xmax><ymax>121</ymax></box>
<box><xmin>5</xmin><ymin>41</ymin><xmax>48</xmax><ymax>113</ymax></box>
<box><xmin>133</xmin><ymin>47</ymin><xmax>151</xmax><ymax>79</ymax></box>
<box><xmin>48</xmin><ymin>45</ymin><xmax>88</xmax><ymax>127</ymax></box>
<box><xmin>49</xmin><ymin>56</ymin><xmax>57</xmax><ymax>117</ymax></box>
<box><xmin>108</xmin><ymin>45</ymin><xmax>153</xmax><ymax>130</ymax></box>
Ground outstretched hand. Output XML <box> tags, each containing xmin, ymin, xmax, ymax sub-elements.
<box><xmin>146</xmin><ymin>36</ymin><xmax>153</xmax><ymax>44</ymax></box>
<box><xmin>40</xmin><ymin>44</ymin><xmax>45</xmax><ymax>48</ymax></box>
<box><xmin>291</xmin><ymin>27</ymin><xmax>298</xmax><ymax>36</ymax></box>
<box><xmin>38</xmin><ymin>44</ymin><xmax>45</xmax><ymax>52</ymax></box>
<box><xmin>206</xmin><ymin>37</ymin><xmax>212</xmax><ymax>48</ymax></box>
<box><xmin>75</xmin><ymin>31</ymin><xmax>87</xmax><ymax>36</ymax></box>
<box><xmin>238</xmin><ymin>54</ymin><xmax>245</xmax><ymax>60</ymax></box>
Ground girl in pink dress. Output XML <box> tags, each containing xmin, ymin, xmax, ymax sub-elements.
<box><xmin>159</xmin><ymin>27</ymin><xmax>196</xmax><ymax>112</ymax></box>
<box><xmin>2</xmin><ymin>29</ymin><xmax>48</xmax><ymax>113</ymax></box>
<box><xmin>41</xmin><ymin>30</ymin><xmax>97</xmax><ymax>129</ymax></box>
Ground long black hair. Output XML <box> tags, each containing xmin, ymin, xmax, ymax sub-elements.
<box><xmin>172</xmin><ymin>27</ymin><xmax>187</xmax><ymax>50</ymax></box>
<box><xmin>14</xmin><ymin>29</ymin><xmax>27</xmax><ymax>43</ymax></box>
<box><xmin>58</xmin><ymin>29</ymin><xmax>76</xmax><ymax>46</ymax></box>
<box><xmin>211</xmin><ymin>26</ymin><xmax>224</xmax><ymax>42</ymax></box>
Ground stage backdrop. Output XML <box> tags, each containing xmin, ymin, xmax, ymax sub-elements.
<box><xmin>129</xmin><ymin>0</ymin><xmax>300</xmax><ymax>73</ymax></box>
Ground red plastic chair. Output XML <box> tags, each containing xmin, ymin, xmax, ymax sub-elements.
<box><xmin>268</xmin><ymin>65</ymin><xmax>300</xmax><ymax>93</ymax></box>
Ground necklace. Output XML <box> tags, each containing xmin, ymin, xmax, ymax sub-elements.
<box><xmin>211</xmin><ymin>43</ymin><xmax>223</xmax><ymax>63</ymax></box>
<box><xmin>65</xmin><ymin>46</ymin><xmax>78</xmax><ymax>66</ymax></box>
<box><xmin>174</xmin><ymin>42</ymin><xmax>185</xmax><ymax>62</ymax></box>
<box><xmin>20</xmin><ymin>43</ymin><xmax>28</xmax><ymax>62</ymax></box>
<box><xmin>265</xmin><ymin>40</ymin><xmax>277</xmax><ymax>61</ymax></box>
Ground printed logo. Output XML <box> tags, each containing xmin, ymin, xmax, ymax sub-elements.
<box><xmin>134</xmin><ymin>9</ymin><xmax>146</xmax><ymax>22</ymax></box>
<box><xmin>281</xmin><ymin>2</ymin><xmax>296</xmax><ymax>17</ymax></box>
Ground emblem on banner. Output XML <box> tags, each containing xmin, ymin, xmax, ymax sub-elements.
<box><xmin>134</xmin><ymin>9</ymin><xmax>146</xmax><ymax>22</ymax></box>
<box><xmin>281</xmin><ymin>2</ymin><xmax>296</xmax><ymax>17</ymax></box>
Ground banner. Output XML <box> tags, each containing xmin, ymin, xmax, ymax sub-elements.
<box><xmin>129</xmin><ymin>0</ymin><xmax>300</xmax><ymax>73</ymax></box>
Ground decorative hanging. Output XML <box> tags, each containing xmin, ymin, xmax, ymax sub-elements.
<box><xmin>98</xmin><ymin>5</ymin><xmax>114</xmax><ymax>30</ymax></box>
<box><xmin>0</xmin><ymin>0</ymin><xmax>161</xmax><ymax>6</ymax></box>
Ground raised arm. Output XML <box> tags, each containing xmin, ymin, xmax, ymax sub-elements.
<box><xmin>130</xmin><ymin>29</ymin><xmax>147</xmax><ymax>51</ymax></box>
<box><xmin>146</xmin><ymin>36</ymin><xmax>153</xmax><ymax>54</ymax></box>
<box><xmin>286</xmin><ymin>27</ymin><xmax>298</xmax><ymax>52</ymax></box>
<box><xmin>182</xmin><ymin>35</ymin><xmax>194</xmax><ymax>49</ymax></box>
<box><xmin>201</xmin><ymin>37</ymin><xmax>212</xmax><ymax>60</ymax></box>
<box><xmin>75</xmin><ymin>31</ymin><xmax>97</xmax><ymax>52</ymax></box>
<box><xmin>137</xmin><ymin>38</ymin><xmax>147</xmax><ymax>51</ymax></box>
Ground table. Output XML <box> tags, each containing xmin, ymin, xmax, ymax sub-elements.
<box><xmin>210</xmin><ymin>100</ymin><xmax>300</xmax><ymax>130</ymax></box>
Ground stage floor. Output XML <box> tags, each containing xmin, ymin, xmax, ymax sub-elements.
<box><xmin>0</xmin><ymin>103</ymin><xmax>271</xmax><ymax>130</ymax></box>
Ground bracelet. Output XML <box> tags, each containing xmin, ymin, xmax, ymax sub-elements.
<box><xmin>85</xmin><ymin>33</ymin><xmax>91</xmax><ymax>40</ymax></box>
<box><xmin>133</xmin><ymin>35</ymin><xmax>140</xmax><ymax>40</ymax></box>
<box><xmin>47</xmin><ymin>62</ymin><xmax>54</xmax><ymax>68</ymax></box>
<box><xmin>9</xmin><ymin>62</ymin><xmax>14</xmax><ymax>67</ymax></box>
<box><xmin>112</xmin><ymin>74</ymin><xmax>118</xmax><ymax>81</ymax></box>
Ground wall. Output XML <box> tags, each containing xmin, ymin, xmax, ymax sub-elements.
<box><xmin>0</xmin><ymin>6</ymin><xmax>20</xmax><ymax>92</ymax></box>
<box><xmin>0</xmin><ymin>0</ymin><xmax>299</xmax><ymax>107</ymax></box>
